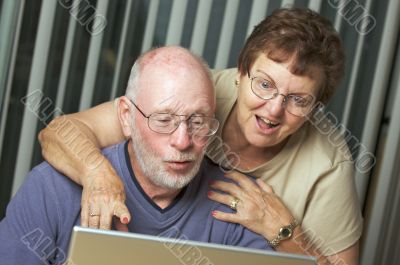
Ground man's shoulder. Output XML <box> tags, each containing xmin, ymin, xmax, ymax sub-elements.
<box><xmin>30</xmin><ymin>161</ymin><xmax>67</xmax><ymax>183</ymax></box>
<box><xmin>7</xmin><ymin>160</ymin><xmax>81</xmax><ymax>228</ymax></box>
<box><xmin>101</xmin><ymin>141</ymin><xmax>125</xmax><ymax>160</ymax></box>
<box><xmin>2</xmin><ymin>164</ymin><xmax>81</xmax><ymax>265</ymax></box>
<box><xmin>201</xmin><ymin>157</ymin><xmax>226</xmax><ymax>180</ymax></box>
<box><xmin>24</xmin><ymin>161</ymin><xmax>82</xmax><ymax>199</ymax></box>
<box><xmin>27</xmin><ymin>142</ymin><xmax>124</xmax><ymax>187</ymax></box>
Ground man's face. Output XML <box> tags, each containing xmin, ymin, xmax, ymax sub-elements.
<box><xmin>129</xmin><ymin>67</ymin><xmax>215</xmax><ymax>189</ymax></box>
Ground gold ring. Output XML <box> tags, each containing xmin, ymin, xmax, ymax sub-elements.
<box><xmin>229</xmin><ymin>197</ymin><xmax>240</xmax><ymax>211</ymax></box>
<box><xmin>89</xmin><ymin>212</ymin><xmax>100</xmax><ymax>217</ymax></box>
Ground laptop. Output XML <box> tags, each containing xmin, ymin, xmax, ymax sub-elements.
<box><xmin>66</xmin><ymin>226</ymin><xmax>316</xmax><ymax>265</ymax></box>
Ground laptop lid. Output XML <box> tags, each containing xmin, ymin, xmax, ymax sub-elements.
<box><xmin>67</xmin><ymin>226</ymin><xmax>316</xmax><ymax>265</ymax></box>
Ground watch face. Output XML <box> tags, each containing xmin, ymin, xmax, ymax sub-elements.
<box><xmin>280</xmin><ymin>227</ymin><xmax>292</xmax><ymax>239</ymax></box>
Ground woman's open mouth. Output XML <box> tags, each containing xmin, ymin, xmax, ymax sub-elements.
<box><xmin>255</xmin><ymin>115</ymin><xmax>281</xmax><ymax>133</ymax></box>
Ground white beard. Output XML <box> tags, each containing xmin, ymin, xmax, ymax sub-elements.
<box><xmin>130</xmin><ymin>126</ymin><xmax>204</xmax><ymax>189</ymax></box>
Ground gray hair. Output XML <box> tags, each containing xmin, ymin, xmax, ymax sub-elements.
<box><xmin>125</xmin><ymin>55</ymin><xmax>142</xmax><ymax>101</ymax></box>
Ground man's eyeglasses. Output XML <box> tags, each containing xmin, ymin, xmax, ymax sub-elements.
<box><xmin>249</xmin><ymin>75</ymin><xmax>315</xmax><ymax>117</ymax></box>
<box><xmin>129</xmin><ymin>99</ymin><xmax>220</xmax><ymax>137</ymax></box>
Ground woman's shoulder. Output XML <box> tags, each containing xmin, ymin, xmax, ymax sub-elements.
<box><xmin>301</xmin><ymin>117</ymin><xmax>354</xmax><ymax>166</ymax></box>
<box><xmin>210</xmin><ymin>68</ymin><xmax>238</xmax><ymax>125</ymax></box>
<box><xmin>212</xmin><ymin>68</ymin><xmax>237</xmax><ymax>97</ymax></box>
<box><xmin>211</xmin><ymin>68</ymin><xmax>237</xmax><ymax>82</ymax></box>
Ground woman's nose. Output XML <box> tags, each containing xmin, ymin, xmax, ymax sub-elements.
<box><xmin>265</xmin><ymin>94</ymin><xmax>286</xmax><ymax>116</ymax></box>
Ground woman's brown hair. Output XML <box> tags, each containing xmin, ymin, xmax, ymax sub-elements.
<box><xmin>238</xmin><ymin>7</ymin><xmax>345</xmax><ymax>104</ymax></box>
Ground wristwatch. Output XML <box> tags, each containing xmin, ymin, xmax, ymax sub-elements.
<box><xmin>268</xmin><ymin>219</ymin><xmax>299</xmax><ymax>248</ymax></box>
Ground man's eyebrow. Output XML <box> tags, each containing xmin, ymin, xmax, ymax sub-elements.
<box><xmin>191</xmin><ymin>111</ymin><xmax>211</xmax><ymax>116</ymax></box>
<box><xmin>287</xmin><ymin>92</ymin><xmax>314</xmax><ymax>96</ymax></box>
<box><xmin>254</xmin><ymin>69</ymin><xmax>277</xmax><ymax>88</ymax></box>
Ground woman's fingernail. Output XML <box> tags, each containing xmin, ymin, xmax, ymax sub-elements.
<box><xmin>207</xmin><ymin>191</ymin><xmax>213</xmax><ymax>197</ymax></box>
<box><xmin>209</xmin><ymin>180</ymin><xmax>215</xmax><ymax>185</ymax></box>
<box><xmin>122</xmin><ymin>217</ymin><xmax>129</xmax><ymax>223</ymax></box>
<box><xmin>211</xmin><ymin>211</ymin><xmax>217</xmax><ymax>216</ymax></box>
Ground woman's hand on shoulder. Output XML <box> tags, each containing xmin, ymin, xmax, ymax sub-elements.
<box><xmin>207</xmin><ymin>170</ymin><xmax>294</xmax><ymax>240</ymax></box>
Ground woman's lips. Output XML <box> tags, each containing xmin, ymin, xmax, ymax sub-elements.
<box><xmin>255</xmin><ymin>115</ymin><xmax>281</xmax><ymax>134</ymax></box>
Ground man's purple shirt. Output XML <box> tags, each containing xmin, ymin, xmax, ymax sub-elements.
<box><xmin>0</xmin><ymin>142</ymin><xmax>271</xmax><ymax>265</ymax></box>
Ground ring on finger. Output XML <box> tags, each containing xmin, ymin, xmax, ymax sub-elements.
<box><xmin>89</xmin><ymin>205</ymin><xmax>100</xmax><ymax>217</ymax></box>
<box><xmin>229</xmin><ymin>197</ymin><xmax>240</xmax><ymax>211</ymax></box>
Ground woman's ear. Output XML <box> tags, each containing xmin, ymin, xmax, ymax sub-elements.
<box><xmin>118</xmin><ymin>96</ymin><xmax>133</xmax><ymax>138</ymax></box>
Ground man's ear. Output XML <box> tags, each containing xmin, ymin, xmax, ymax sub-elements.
<box><xmin>118</xmin><ymin>96</ymin><xmax>133</xmax><ymax>138</ymax></box>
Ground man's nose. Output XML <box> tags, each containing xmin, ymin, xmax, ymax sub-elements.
<box><xmin>170</xmin><ymin>122</ymin><xmax>192</xmax><ymax>150</ymax></box>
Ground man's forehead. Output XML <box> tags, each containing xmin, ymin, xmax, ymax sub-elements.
<box><xmin>136</xmin><ymin>70</ymin><xmax>214</xmax><ymax>114</ymax></box>
<box><xmin>147</xmin><ymin>95</ymin><xmax>213</xmax><ymax>114</ymax></box>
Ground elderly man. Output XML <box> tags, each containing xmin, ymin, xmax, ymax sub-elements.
<box><xmin>0</xmin><ymin>46</ymin><xmax>271</xmax><ymax>265</ymax></box>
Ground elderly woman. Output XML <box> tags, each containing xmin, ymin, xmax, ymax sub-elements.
<box><xmin>39</xmin><ymin>7</ymin><xmax>362</xmax><ymax>264</ymax></box>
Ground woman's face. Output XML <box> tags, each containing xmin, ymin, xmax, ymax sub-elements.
<box><xmin>235</xmin><ymin>54</ymin><xmax>321</xmax><ymax>150</ymax></box>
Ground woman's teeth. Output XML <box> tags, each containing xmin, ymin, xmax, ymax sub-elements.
<box><xmin>259</xmin><ymin>117</ymin><xmax>279</xmax><ymax>127</ymax></box>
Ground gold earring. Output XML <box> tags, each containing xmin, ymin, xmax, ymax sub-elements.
<box><xmin>235</xmin><ymin>80</ymin><xmax>239</xmax><ymax>87</ymax></box>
